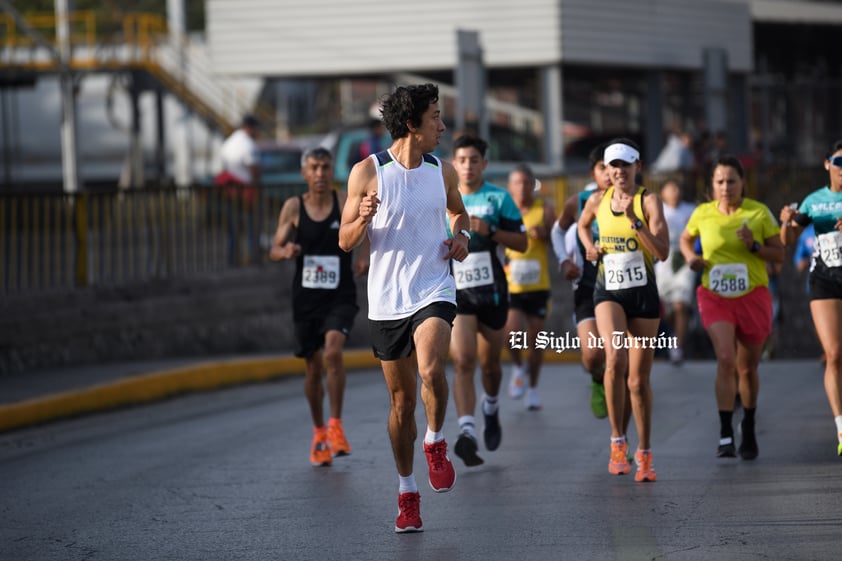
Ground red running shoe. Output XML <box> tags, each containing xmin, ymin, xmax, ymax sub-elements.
<box><xmin>423</xmin><ymin>439</ymin><xmax>456</xmax><ymax>492</ymax></box>
<box><xmin>395</xmin><ymin>492</ymin><xmax>423</xmax><ymax>533</ymax></box>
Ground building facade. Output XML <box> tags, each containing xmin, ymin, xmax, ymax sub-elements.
<box><xmin>205</xmin><ymin>0</ymin><xmax>841</xmax><ymax>173</ymax></box>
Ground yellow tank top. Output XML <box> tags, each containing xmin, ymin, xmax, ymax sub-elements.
<box><xmin>595</xmin><ymin>186</ymin><xmax>656</xmax><ymax>291</ymax></box>
<box><xmin>505</xmin><ymin>198</ymin><xmax>551</xmax><ymax>293</ymax></box>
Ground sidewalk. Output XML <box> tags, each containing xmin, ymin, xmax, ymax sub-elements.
<box><xmin>0</xmin><ymin>348</ymin><xmax>582</xmax><ymax>433</ymax></box>
<box><xmin>0</xmin><ymin>350</ymin><xmax>378</xmax><ymax>433</ymax></box>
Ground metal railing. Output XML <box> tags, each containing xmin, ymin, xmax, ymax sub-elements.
<box><xmin>0</xmin><ymin>184</ymin><xmax>304</xmax><ymax>294</ymax></box>
<box><xmin>0</xmin><ymin>165</ymin><xmax>827</xmax><ymax>294</ymax></box>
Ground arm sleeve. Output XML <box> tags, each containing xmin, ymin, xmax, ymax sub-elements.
<box><xmin>550</xmin><ymin>221</ymin><xmax>569</xmax><ymax>264</ymax></box>
<box><xmin>794</xmin><ymin>195</ymin><xmax>813</xmax><ymax>227</ymax></box>
<box><xmin>565</xmin><ymin>223</ymin><xmax>582</xmax><ymax>269</ymax></box>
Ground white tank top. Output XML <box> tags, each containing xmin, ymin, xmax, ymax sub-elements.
<box><xmin>367</xmin><ymin>150</ymin><xmax>457</xmax><ymax>320</ymax></box>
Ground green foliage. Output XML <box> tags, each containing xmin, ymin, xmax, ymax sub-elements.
<box><xmin>9</xmin><ymin>0</ymin><xmax>205</xmax><ymax>31</ymax></box>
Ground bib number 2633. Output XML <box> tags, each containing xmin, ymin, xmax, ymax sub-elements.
<box><xmin>453</xmin><ymin>251</ymin><xmax>493</xmax><ymax>290</ymax></box>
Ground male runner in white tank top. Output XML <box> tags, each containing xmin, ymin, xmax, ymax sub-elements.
<box><xmin>339</xmin><ymin>83</ymin><xmax>471</xmax><ymax>534</ymax></box>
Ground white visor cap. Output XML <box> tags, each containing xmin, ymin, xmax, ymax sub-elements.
<box><xmin>604</xmin><ymin>143</ymin><xmax>640</xmax><ymax>164</ymax></box>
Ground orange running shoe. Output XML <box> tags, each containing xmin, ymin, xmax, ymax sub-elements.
<box><xmin>634</xmin><ymin>449</ymin><xmax>657</xmax><ymax>482</ymax></box>
<box><xmin>310</xmin><ymin>428</ymin><xmax>332</xmax><ymax>467</ymax></box>
<box><xmin>608</xmin><ymin>439</ymin><xmax>631</xmax><ymax>475</ymax></box>
<box><xmin>328</xmin><ymin>419</ymin><xmax>351</xmax><ymax>457</ymax></box>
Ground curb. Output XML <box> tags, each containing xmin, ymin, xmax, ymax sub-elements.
<box><xmin>0</xmin><ymin>349</ymin><xmax>581</xmax><ymax>433</ymax></box>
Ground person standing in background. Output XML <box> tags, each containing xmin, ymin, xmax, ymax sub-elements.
<box><xmin>217</xmin><ymin>114</ymin><xmax>262</xmax><ymax>266</ymax></box>
<box><xmin>654</xmin><ymin>178</ymin><xmax>697</xmax><ymax>365</ymax></box>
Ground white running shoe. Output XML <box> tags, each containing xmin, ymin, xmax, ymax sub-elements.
<box><xmin>525</xmin><ymin>388</ymin><xmax>542</xmax><ymax>411</ymax></box>
<box><xmin>669</xmin><ymin>347</ymin><xmax>684</xmax><ymax>366</ymax></box>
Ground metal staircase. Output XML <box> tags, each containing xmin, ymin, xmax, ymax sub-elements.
<box><xmin>0</xmin><ymin>11</ymin><xmax>269</xmax><ymax>135</ymax></box>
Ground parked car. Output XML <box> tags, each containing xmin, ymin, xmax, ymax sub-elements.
<box><xmin>319</xmin><ymin>126</ymin><xmax>392</xmax><ymax>185</ymax></box>
<box><xmin>255</xmin><ymin>141</ymin><xmax>305</xmax><ymax>187</ymax></box>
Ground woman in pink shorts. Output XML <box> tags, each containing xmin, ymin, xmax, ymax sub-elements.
<box><xmin>679</xmin><ymin>155</ymin><xmax>784</xmax><ymax>460</ymax></box>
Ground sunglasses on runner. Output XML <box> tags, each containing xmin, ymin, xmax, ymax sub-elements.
<box><xmin>828</xmin><ymin>156</ymin><xmax>842</xmax><ymax>167</ymax></box>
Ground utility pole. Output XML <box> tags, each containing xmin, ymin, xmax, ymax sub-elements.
<box><xmin>55</xmin><ymin>0</ymin><xmax>80</xmax><ymax>193</ymax></box>
<box><xmin>167</xmin><ymin>0</ymin><xmax>191</xmax><ymax>187</ymax></box>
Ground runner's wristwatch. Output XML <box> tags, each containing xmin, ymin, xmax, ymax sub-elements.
<box><xmin>458</xmin><ymin>229</ymin><xmax>472</xmax><ymax>241</ymax></box>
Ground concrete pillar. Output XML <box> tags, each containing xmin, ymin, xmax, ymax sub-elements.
<box><xmin>703</xmin><ymin>47</ymin><xmax>729</xmax><ymax>135</ymax></box>
<box><xmin>646</xmin><ymin>70</ymin><xmax>664</xmax><ymax>164</ymax></box>
<box><xmin>455</xmin><ymin>29</ymin><xmax>487</xmax><ymax>140</ymax></box>
<box><xmin>540</xmin><ymin>64</ymin><xmax>563</xmax><ymax>172</ymax></box>
<box><xmin>730</xmin><ymin>73</ymin><xmax>749</xmax><ymax>154</ymax></box>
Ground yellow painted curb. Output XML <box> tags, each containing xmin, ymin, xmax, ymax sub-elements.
<box><xmin>0</xmin><ymin>349</ymin><xmax>580</xmax><ymax>433</ymax></box>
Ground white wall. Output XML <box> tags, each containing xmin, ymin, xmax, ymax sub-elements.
<box><xmin>560</xmin><ymin>0</ymin><xmax>752</xmax><ymax>71</ymax></box>
<box><xmin>206</xmin><ymin>0</ymin><xmax>562</xmax><ymax>75</ymax></box>
<box><xmin>206</xmin><ymin>0</ymin><xmax>753</xmax><ymax>76</ymax></box>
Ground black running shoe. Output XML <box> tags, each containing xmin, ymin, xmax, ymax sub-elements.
<box><xmin>717</xmin><ymin>436</ymin><xmax>736</xmax><ymax>458</ymax></box>
<box><xmin>738</xmin><ymin>428</ymin><xmax>758</xmax><ymax>460</ymax></box>
<box><xmin>483</xmin><ymin>408</ymin><xmax>502</xmax><ymax>451</ymax></box>
<box><xmin>454</xmin><ymin>432</ymin><xmax>484</xmax><ymax>467</ymax></box>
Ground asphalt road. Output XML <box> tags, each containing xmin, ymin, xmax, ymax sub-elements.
<box><xmin>1</xmin><ymin>359</ymin><xmax>840</xmax><ymax>561</ymax></box>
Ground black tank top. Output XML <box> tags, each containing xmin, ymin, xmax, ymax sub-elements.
<box><xmin>292</xmin><ymin>190</ymin><xmax>356</xmax><ymax>316</ymax></box>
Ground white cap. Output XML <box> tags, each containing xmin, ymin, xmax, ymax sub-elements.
<box><xmin>604</xmin><ymin>143</ymin><xmax>640</xmax><ymax>164</ymax></box>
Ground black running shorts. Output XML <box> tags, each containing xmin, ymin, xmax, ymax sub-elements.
<box><xmin>809</xmin><ymin>273</ymin><xmax>842</xmax><ymax>301</ymax></box>
<box><xmin>369</xmin><ymin>301</ymin><xmax>457</xmax><ymax>361</ymax></box>
<box><xmin>294</xmin><ymin>302</ymin><xmax>359</xmax><ymax>359</ymax></box>
<box><xmin>509</xmin><ymin>290</ymin><xmax>551</xmax><ymax>320</ymax></box>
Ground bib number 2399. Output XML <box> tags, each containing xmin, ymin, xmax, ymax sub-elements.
<box><xmin>603</xmin><ymin>251</ymin><xmax>647</xmax><ymax>290</ymax></box>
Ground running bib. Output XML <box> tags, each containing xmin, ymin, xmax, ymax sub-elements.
<box><xmin>302</xmin><ymin>255</ymin><xmax>340</xmax><ymax>289</ymax></box>
<box><xmin>509</xmin><ymin>259</ymin><xmax>541</xmax><ymax>286</ymax></box>
<box><xmin>709</xmin><ymin>263</ymin><xmax>749</xmax><ymax>297</ymax></box>
<box><xmin>453</xmin><ymin>251</ymin><xmax>494</xmax><ymax>289</ymax></box>
<box><xmin>817</xmin><ymin>231</ymin><xmax>842</xmax><ymax>268</ymax></box>
<box><xmin>603</xmin><ymin>251</ymin><xmax>647</xmax><ymax>290</ymax></box>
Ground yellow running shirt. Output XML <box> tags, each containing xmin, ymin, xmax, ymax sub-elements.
<box><xmin>594</xmin><ymin>186</ymin><xmax>656</xmax><ymax>292</ymax></box>
<box><xmin>684</xmin><ymin>198</ymin><xmax>779</xmax><ymax>297</ymax></box>
<box><xmin>505</xmin><ymin>198</ymin><xmax>551</xmax><ymax>293</ymax></box>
